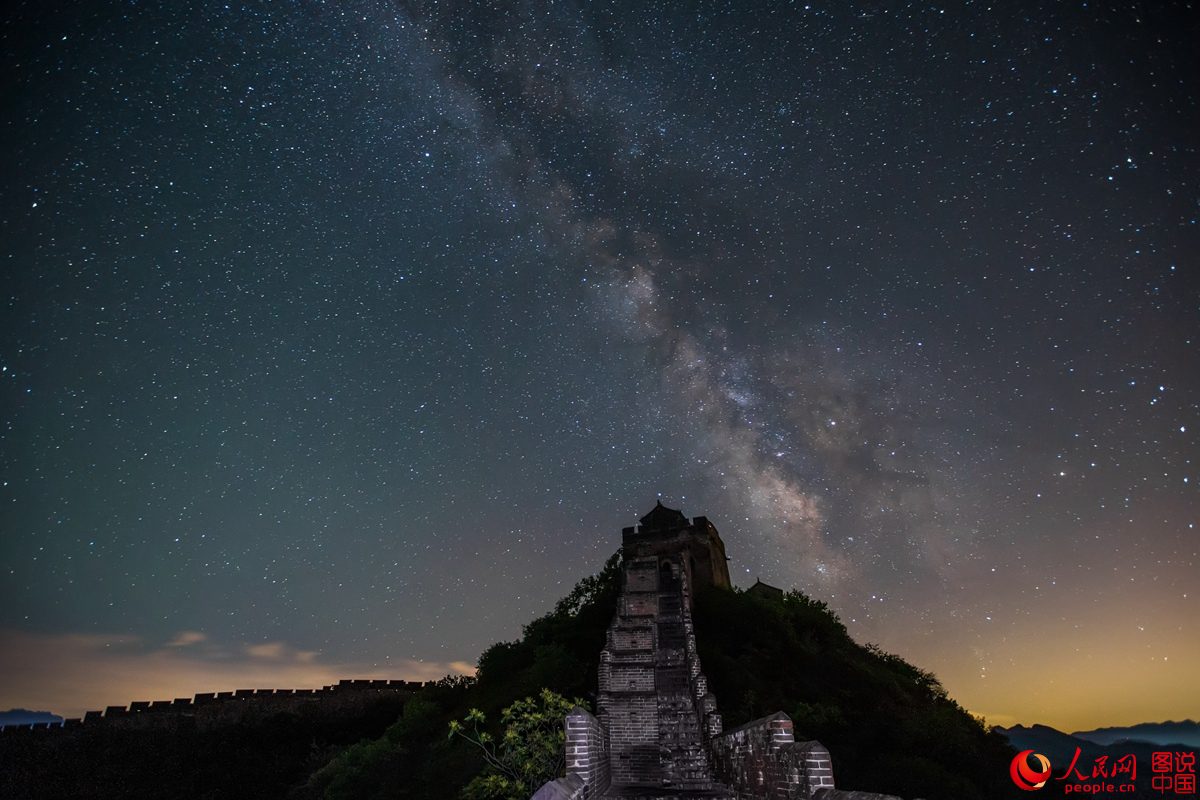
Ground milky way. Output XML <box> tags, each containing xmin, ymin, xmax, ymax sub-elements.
<box><xmin>2</xmin><ymin>1</ymin><xmax>1197</xmax><ymax>728</ymax></box>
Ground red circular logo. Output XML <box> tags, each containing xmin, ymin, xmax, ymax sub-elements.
<box><xmin>1010</xmin><ymin>750</ymin><xmax>1052</xmax><ymax>791</ymax></box>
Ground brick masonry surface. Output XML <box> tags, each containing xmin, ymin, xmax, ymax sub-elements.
<box><xmin>709</xmin><ymin>712</ymin><xmax>835</xmax><ymax>799</ymax></box>
<box><xmin>597</xmin><ymin>554</ymin><xmax>728</xmax><ymax>795</ymax></box>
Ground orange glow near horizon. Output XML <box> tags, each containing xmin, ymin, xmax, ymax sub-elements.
<box><xmin>3</xmin><ymin>606</ymin><xmax>1195</xmax><ymax>733</ymax></box>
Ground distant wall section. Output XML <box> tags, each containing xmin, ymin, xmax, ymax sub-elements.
<box><xmin>0</xmin><ymin>679</ymin><xmax>425</xmax><ymax>734</ymax></box>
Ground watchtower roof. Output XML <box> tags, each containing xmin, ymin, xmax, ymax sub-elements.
<box><xmin>639</xmin><ymin>500</ymin><xmax>688</xmax><ymax>530</ymax></box>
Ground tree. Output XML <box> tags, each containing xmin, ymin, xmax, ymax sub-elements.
<box><xmin>448</xmin><ymin>688</ymin><xmax>584</xmax><ymax>800</ymax></box>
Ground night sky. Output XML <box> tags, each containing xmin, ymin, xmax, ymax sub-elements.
<box><xmin>2</xmin><ymin>1</ymin><xmax>1197</xmax><ymax>731</ymax></box>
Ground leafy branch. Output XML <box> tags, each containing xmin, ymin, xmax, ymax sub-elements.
<box><xmin>448</xmin><ymin>689</ymin><xmax>586</xmax><ymax>800</ymax></box>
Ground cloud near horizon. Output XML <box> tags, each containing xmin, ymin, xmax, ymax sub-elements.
<box><xmin>0</xmin><ymin>628</ymin><xmax>475</xmax><ymax>720</ymax></box>
<box><xmin>166</xmin><ymin>630</ymin><xmax>207</xmax><ymax>647</ymax></box>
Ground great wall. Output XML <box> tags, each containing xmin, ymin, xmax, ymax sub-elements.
<box><xmin>0</xmin><ymin>679</ymin><xmax>425</xmax><ymax>735</ymax></box>
<box><xmin>0</xmin><ymin>675</ymin><xmax>424</xmax><ymax>798</ymax></box>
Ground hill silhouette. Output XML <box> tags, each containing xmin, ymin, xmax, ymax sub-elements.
<box><xmin>691</xmin><ymin>584</ymin><xmax>1019</xmax><ymax>799</ymax></box>
<box><xmin>1071</xmin><ymin>719</ymin><xmax>1200</xmax><ymax>748</ymax></box>
<box><xmin>0</xmin><ymin>709</ymin><xmax>62</xmax><ymax>728</ymax></box>
<box><xmin>303</xmin><ymin>552</ymin><xmax>1020</xmax><ymax>800</ymax></box>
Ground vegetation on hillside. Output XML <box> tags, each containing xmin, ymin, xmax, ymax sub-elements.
<box><xmin>300</xmin><ymin>677</ymin><xmax>479</xmax><ymax>800</ymax></box>
<box><xmin>692</xmin><ymin>585</ymin><xmax>1019</xmax><ymax>800</ymax></box>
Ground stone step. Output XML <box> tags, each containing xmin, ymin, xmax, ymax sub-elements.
<box><xmin>656</xmin><ymin>672</ymin><xmax>691</xmax><ymax>693</ymax></box>
<box><xmin>610</xmin><ymin>629</ymin><xmax>655</xmax><ymax>640</ymax></box>
<box><xmin>658</xmin><ymin>744</ymin><xmax>707</xmax><ymax>758</ymax></box>
<box><xmin>658</xmin><ymin>698</ymin><xmax>700</xmax><ymax>711</ymax></box>
<box><xmin>657</xmin><ymin>723</ymin><xmax>703</xmax><ymax>734</ymax></box>
<box><xmin>657</xmin><ymin>633</ymin><xmax>686</xmax><ymax>649</ymax></box>
<box><xmin>657</xmin><ymin>726</ymin><xmax>704</xmax><ymax>740</ymax></box>
<box><xmin>608</xmin><ymin>653</ymin><xmax>655</xmax><ymax>666</ymax></box>
<box><xmin>602</xmin><ymin>785</ymin><xmax>736</xmax><ymax>799</ymax></box>
<box><xmin>601</xmin><ymin>794</ymin><xmax>736</xmax><ymax>799</ymax></box>
<box><xmin>662</xmin><ymin>747</ymin><xmax>708</xmax><ymax>760</ymax></box>
<box><xmin>601</xmin><ymin>559</ymin><xmax>731</xmax><ymax>800</ymax></box>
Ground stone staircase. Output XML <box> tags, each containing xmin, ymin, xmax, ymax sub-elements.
<box><xmin>598</xmin><ymin>556</ymin><xmax>732</xmax><ymax>800</ymax></box>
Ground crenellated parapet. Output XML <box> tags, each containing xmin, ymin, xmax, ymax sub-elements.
<box><xmin>0</xmin><ymin>679</ymin><xmax>426</xmax><ymax>735</ymax></box>
<box><xmin>709</xmin><ymin>711</ymin><xmax>834</xmax><ymax>799</ymax></box>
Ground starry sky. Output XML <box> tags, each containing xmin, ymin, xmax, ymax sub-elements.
<box><xmin>1</xmin><ymin>1</ymin><xmax>1197</xmax><ymax>731</ymax></box>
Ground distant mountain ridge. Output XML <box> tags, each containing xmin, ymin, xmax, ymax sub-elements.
<box><xmin>995</xmin><ymin>723</ymin><xmax>1199</xmax><ymax>799</ymax></box>
<box><xmin>995</xmin><ymin>721</ymin><xmax>1200</xmax><ymax>762</ymax></box>
<box><xmin>995</xmin><ymin>724</ymin><xmax>1102</xmax><ymax>766</ymax></box>
<box><xmin>0</xmin><ymin>709</ymin><xmax>62</xmax><ymax>729</ymax></box>
<box><xmin>1073</xmin><ymin>720</ymin><xmax>1200</xmax><ymax>748</ymax></box>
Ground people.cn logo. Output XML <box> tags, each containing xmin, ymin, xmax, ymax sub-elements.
<box><xmin>1010</xmin><ymin>750</ymin><xmax>1053</xmax><ymax>790</ymax></box>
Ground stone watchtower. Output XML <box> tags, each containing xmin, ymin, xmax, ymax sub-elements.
<box><xmin>620</xmin><ymin>502</ymin><xmax>732</xmax><ymax>593</ymax></box>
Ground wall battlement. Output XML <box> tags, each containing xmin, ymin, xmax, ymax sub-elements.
<box><xmin>0</xmin><ymin>678</ymin><xmax>426</xmax><ymax>735</ymax></box>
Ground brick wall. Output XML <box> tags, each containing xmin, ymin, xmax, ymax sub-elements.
<box><xmin>710</xmin><ymin>711</ymin><xmax>836</xmax><ymax>799</ymax></box>
<box><xmin>564</xmin><ymin>707</ymin><xmax>608</xmax><ymax>799</ymax></box>
<box><xmin>611</xmin><ymin>627</ymin><xmax>652</xmax><ymax>650</ymax></box>
<box><xmin>530</xmin><ymin>707</ymin><xmax>609</xmax><ymax>800</ymax></box>
<box><xmin>787</xmin><ymin>739</ymin><xmax>836</xmax><ymax>796</ymax></box>
<box><xmin>601</xmin><ymin>693</ymin><xmax>658</xmax><ymax>785</ymax></box>
<box><xmin>623</xmin><ymin>591</ymin><xmax>658</xmax><ymax>616</ymax></box>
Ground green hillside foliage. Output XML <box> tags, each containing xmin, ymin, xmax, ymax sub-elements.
<box><xmin>303</xmin><ymin>553</ymin><xmax>1017</xmax><ymax>800</ymax></box>
<box><xmin>693</xmin><ymin>585</ymin><xmax>1019</xmax><ymax>800</ymax></box>
<box><xmin>450</xmin><ymin>689</ymin><xmax>585</xmax><ymax>800</ymax></box>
